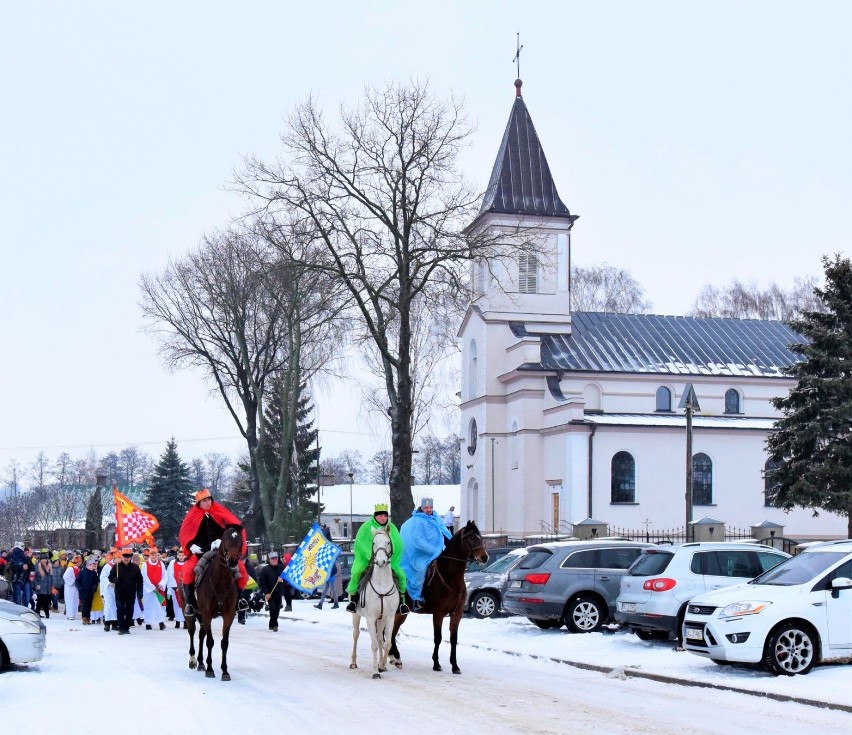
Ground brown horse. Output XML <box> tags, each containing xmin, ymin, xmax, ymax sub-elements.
<box><xmin>182</xmin><ymin>525</ymin><xmax>242</xmax><ymax>680</ymax></box>
<box><xmin>389</xmin><ymin>520</ymin><xmax>488</xmax><ymax>674</ymax></box>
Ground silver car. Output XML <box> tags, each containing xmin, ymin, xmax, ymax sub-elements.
<box><xmin>0</xmin><ymin>599</ymin><xmax>47</xmax><ymax>669</ymax></box>
<box><xmin>503</xmin><ymin>539</ymin><xmax>653</xmax><ymax>632</ymax></box>
<box><xmin>464</xmin><ymin>548</ymin><xmax>528</xmax><ymax>618</ymax></box>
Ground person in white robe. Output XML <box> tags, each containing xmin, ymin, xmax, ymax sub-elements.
<box><xmin>62</xmin><ymin>556</ymin><xmax>81</xmax><ymax>620</ymax></box>
<box><xmin>166</xmin><ymin>549</ymin><xmax>187</xmax><ymax>628</ymax></box>
<box><xmin>141</xmin><ymin>547</ymin><xmax>168</xmax><ymax>629</ymax></box>
<box><xmin>99</xmin><ymin>553</ymin><xmax>118</xmax><ymax>631</ymax></box>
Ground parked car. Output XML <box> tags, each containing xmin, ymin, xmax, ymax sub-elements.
<box><xmin>0</xmin><ymin>599</ymin><xmax>46</xmax><ymax>669</ymax></box>
<box><xmin>682</xmin><ymin>539</ymin><xmax>852</xmax><ymax>675</ymax></box>
<box><xmin>503</xmin><ymin>539</ymin><xmax>653</xmax><ymax>632</ymax></box>
<box><xmin>616</xmin><ymin>542</ymin><xmax>790</xmax><ymax>641</ymax></box>
<box><xmin>467</xmin><ymin>546</ymin><xmax>519</xmax><ymax>573</ymax></box>
<box><xmin>464</xmin><ymin>548</ymin><xmax>528</xmax><ymax>618</ymax></box>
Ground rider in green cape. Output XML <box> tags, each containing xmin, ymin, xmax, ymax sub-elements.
<box><xmin>346</xmin><ymin>503</ymin><xmax>409</xmax><ymax>615</ymax></box>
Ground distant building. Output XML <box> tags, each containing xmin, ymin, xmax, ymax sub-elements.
<box><xmin>458</xmin><ymin>81</ymin><xmax>845</xmax><ymax>540</ymax></box>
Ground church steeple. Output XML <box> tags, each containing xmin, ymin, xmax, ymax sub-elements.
<box><xmin>477</xmin><ymin>83</ymin><xmax>578</xmax><ymax>223</ymax></box>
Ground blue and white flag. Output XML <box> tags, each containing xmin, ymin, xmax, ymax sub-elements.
<box><xmin>282</xmin><ymin>522</ymin><xmax>341</xmax><ymax>593</ymax></box>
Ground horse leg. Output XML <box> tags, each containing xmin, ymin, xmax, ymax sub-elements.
<box><xmin>350</xmin><ymin>612</ymin><xmax>360</xmax><ymax>669</ymax></box>
<box><xmin>204</xmin><ymin>619</ymin><xmax>215</xmax><ymax>678</ymax></box>
<box><xmin>432</xmin><ymin>613</ymin><xmax>444</xmax><ymax>672</ymax></box>
<box><xmin>448</xmin><ymin>606</ymin><xmax>463</xmax><ymax>675</ymax></box>
<box><xmin>369</xmin><ymin>617</ymin><xmax>384</xmax><ymax>679</ymax></box>
<box><xmin>220</xmin><ymin>612</ymin><xmax>233</xmax><ymax>681</ymax></box>
<box><xmin>187</xmin><ymin>617</ymin><xmax>197</xmax><ymax>670</ymax></box>
<box><xmin>378</xmin><ymin>608</ymin><xmax>396</xmax><ymax>673</ymax></box>
<box><xmin>389</xmin><ymin>612</ymin><xmax>405</xmax><ymax>669</ymax></box>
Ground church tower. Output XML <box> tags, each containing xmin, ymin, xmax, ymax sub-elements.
<box><xmin>466</xmin><ymin>78</ymin><xmax>578</xmax><ymax>328</ymax></box>
<box><xmin>459</xmin><ymin>79</ymin><xmax>578</xmax><ymax>535</ymax></box>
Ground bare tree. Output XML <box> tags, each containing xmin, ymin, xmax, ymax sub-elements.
<box><xmin>204</xmin><ymin>452</ymin><xmax>232</xmax><ymax>496</ymax></box>
<box><xmin>689</xmin><ymin>276</ymin><xmax>824</xmax><ymax>321</ymax></box>
<box><xmin>29</xmin><ymin>452</ymin><xmax>51</xmax><ymax>493</ymax></box>
<box><xmin>236</xmin><ymin>81</ymin><xmax>521</xmax><ymax>518</ymax></box>
<box><xmin>367</xmin><ymin>450</ymin><xmax>392</xmax><ymax>484</ymax></box>
<box><xmin>570</xmin><ymin>263</ymin><xmax>653</xmax><ymax>313</ymax></box>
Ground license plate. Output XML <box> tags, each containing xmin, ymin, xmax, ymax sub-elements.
<box><xmin>510</xmin><ymin>580</ymin><xmax>521</xmax><ymax>588</ymax></box>
<box><xmin>685</xmin><ymin>627</ymin><xmax>704</xmax><ymax>642</ymax></box>
<box><xmin>621</xmin><ymin>602</ymin><xmax>636</xmax><ymax>613</ymax></box>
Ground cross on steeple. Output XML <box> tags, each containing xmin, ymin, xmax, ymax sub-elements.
<box><xmin>512</xmin><ymin>32</ymin><xmax>524</xmax><ymax>80</ymax></box>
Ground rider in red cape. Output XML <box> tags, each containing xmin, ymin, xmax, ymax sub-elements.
<box><xmin>179</xmin><ymin>488</ymin><xmax>248</xmax><ymax>617</ymax></box>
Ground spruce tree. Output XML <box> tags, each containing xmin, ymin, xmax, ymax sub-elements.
<box><xmin>766</xmin><ymin>255</ymin><xmax>852</xmax><ymax>538</ymax></box>
<box><xmin>145</xmin><ymin>438</ymin><xmax>194</xmax><ymax>546</ymax></box>
<box><xmin>294</xmin><ymin>390</ymin><xmax>320</xmax><ymax>521</ymax></box>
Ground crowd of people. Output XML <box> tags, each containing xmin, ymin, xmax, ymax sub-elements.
<box><xmin>1</xmin><ymin>490</ymin><xmax>458</xmax><ymax>629</ymax></box>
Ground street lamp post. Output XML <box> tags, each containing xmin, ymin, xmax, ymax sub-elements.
<box><xmin>347</xmin><ymin>472</ymin><xmax>354</xmax><ymax>542</ymax></box>
<box><xmin>678</xmin><ymin>384</ymin><xmax>701</xmax><ymax>542</ymax></box>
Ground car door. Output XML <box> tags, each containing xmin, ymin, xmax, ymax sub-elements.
<box><xmin>595</xmin><ymin>547</ymin><xmax>644</xmax><ymax>610</ymax></box>
<box><xmin>824</xmin><ymin>559</ymin><xmax>852</xmax><ymax>649</ymax></box>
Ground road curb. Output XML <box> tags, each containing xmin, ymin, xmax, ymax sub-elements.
<box><xmin>466</xmin><ymin>643</ymin><xmax>852</xmax><ymax>714</ymax></box>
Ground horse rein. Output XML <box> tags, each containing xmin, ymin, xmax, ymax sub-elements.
<box><xmin>367</xmin><ymin>541</ymin><xmax>397</xmax><ymax>619</ymax></box>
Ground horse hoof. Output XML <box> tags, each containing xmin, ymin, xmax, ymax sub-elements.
<box><xmin>433</xmin><ymin>665</ymin><xmax>442</xmax><ymax>672</ymax></box>
<box><xmin>349</xmin><ymin>664</ymin><xmax>357</xmax><ymax>669</ymax></box>
<box><xmin>372</xmin><ymin>673</ymin><xmax>381</xmax><ymax>679</ymax></box>
<box><xmin>378</xmin><ymin>667</ymin><xmax>386</xmax><ymax>673</ymax></box>
<box><xmin>189</xmin><ymin>662</ymin><xmax>196</xmax><ymax>670</ymax></box>
<box><xmin>393</xmin><ymin>661</ymin><xmax>403</xmax><ymax>669</ymax></box>
<box><xmin>453</xmin><ymin>669</ymin><xmax>461</xmax><ymax>675</ymax></box>
<box><xmin>221</xmin><ymin>673</ymin><xmax>231</xmax><ymax>681</ymax></box>
<box><xmin>205</xmin><ymin>670</ymin><xmax>215</xmax><ymax>678</ymax></box>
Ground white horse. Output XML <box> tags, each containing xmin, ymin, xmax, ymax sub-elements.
<box><xmin>350</xmin><ymin>527</ymin><xmax>400</xmax><ymax>679</ymax></box>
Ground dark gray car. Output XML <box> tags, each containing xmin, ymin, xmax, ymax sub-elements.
<box><xmin>503</xmin><ymin>539</ymin><xmax>653</xmax><ymax>632</ymax></box>
<box><xmin>464</xmin><ymin>548</ymin><xmax>528</xmax><ymax>618</ymax></box>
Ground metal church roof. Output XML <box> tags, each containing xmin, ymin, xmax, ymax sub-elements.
<box><xmin>478</xmin><ymin>90</ymin><xmax>577</xmax><ymax>221</ymax></box>
<box><xmin>539</xmin><ymin>312</ymin><xmax>805</xmax><ymax>378</ymax></box>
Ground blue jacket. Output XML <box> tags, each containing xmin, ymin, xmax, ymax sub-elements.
<box><xmin>399</xmin><ymin>510</ymin><xmax>452</xmax><ymax>601</ymax></box>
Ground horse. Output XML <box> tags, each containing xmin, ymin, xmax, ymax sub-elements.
<box><xmin>182</xmin><ymin>525</ymin><xmax>242</xmax><ymax>680</ymax></box>
<box><xmin>389</xmin><ymin>520</ymin><xmax>488</xmax><ymax>675</ymax></box>
<box><xmin>350</xmin><ymin>527</ymin><xmax>400</xmax><ymax>679</ymax></box>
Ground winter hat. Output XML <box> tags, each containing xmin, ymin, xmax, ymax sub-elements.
<box><xmin>86</xmin><ymin>556</ymin><xmax>98</xmax><ymax>567</ymax></box>
<box><xmin>195</xmin><ymin>488</ymin><xmax>212</xmax><ymax>504</ymax></box>
<box><xmin>420</xmin><ymin>497</ymin><xmax>433</xmax><ymax>509</ymax></box>
<box><xmin>268</xmin><ymin>550</ymin><xmax>279</xmax><ymax>559</ymax></box>
<box><xmin>13</xmin><ymin>541</ymin><xmax>24</xmax><ymax>549</ymax></box>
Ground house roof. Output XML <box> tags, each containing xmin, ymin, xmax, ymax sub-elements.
<box><xmin>478</xmin><ymin>90</ymin><xmax>577</xmax><ymax>221</ymax></box>
<box><xmin>538</xmin><ymin>312</ymin><xmax>805</xmax><ymax>378</ymax></box>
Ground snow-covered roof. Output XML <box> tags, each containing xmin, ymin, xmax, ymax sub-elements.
<box><xmin>584</xmin><ymin>413</ymin><xmax>777</xmax><ymax>431</ymax></box>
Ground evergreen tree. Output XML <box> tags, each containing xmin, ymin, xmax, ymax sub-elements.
<box><xmin>294</xmin><ymin>390</ymin><xmax>320</xmax><ymax>521</ymax></box>
<box><xmin>84</xmin><ymin>487</ymin><xmax>103</xmax><ymax>550</ymax></box>
<box><xmin>145</xmin><ymin>438</ymin><xmax>194</xmax><ymax>546</ymax></box>
<box><xmin>766</xmin><ymin>255</ymin><xmax>852</xmax><ymax>538</ymax></box>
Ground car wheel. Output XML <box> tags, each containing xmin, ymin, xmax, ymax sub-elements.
<box><xmin>763</xmin><ymin>621</ymin><xmax>817</xmax><ymax>676</ymax></box>
<box><xmin>529</xmin><ymin>618</ymin><xmax>562</xmax><ymax>630</ymax></box>
<box><xmin>564</xmin><ymin>595</ymin><xmax>605</xmax><ymax>633</ymax></box>
<box><xmin>470</xmin><ymin>592</ymin><xmax>498</xmax><ymax>619</ymax></box>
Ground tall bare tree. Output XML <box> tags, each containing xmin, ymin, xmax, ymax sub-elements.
<box><xmin>689</xmin><ymin>276</ymin><xmax>824</xmax><ymax>321</ymax></box>
<box><xmin>236</xmin><ymin>81</ymin><xmax>520</xmax><ymax>518</ymax></box>
<box><xmin>570</xmin><ymin>263</ymin><xmax>653</xmax><ymax>313</ymax></box>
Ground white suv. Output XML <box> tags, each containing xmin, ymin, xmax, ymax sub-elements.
<box><xmin>682</xmin><ymin>540</ymin><xmax>852</xmax><ymax>675</ymax></box>
<box><xmin>616</xmin><ymin>542</ymin><xmax>789</xmax><ymax>641</ymax></box>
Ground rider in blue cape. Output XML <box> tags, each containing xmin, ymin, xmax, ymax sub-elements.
<box><xmin>399</xmin><ymin>497</ymin><xmax>452</xmax><ymax>610</ymax></box>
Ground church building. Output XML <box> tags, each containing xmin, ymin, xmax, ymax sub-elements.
<box><xmin>458</xmin><ymin>80</ymin><xmax>846</xmax><ymax>540</ymax></box>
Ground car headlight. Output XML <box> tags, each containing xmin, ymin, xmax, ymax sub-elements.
<box><xmin>10</xmin><ymin>618</ymin><xmax>42</xmax><ymax>632</ymax></box>
<box><xmin>720</xmin><ymin>601</ymin><xmax>772</xmax><ymax>619</ymax></box>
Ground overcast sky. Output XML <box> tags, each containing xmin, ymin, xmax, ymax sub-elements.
<box><xmin>1</xmin><ymin>1</ymin><xmax>849</xmax><ymax>481</ymax></box>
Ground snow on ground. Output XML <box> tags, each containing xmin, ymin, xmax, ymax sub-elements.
<box><xmin>2</xmin><ymin>602</ymin><xmax>849</xmax><ymax>735</ymax></box>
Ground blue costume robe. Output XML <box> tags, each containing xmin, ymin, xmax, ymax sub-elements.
<box><xmin>399</xmin><ymin>509</ymin><xmax>452</xmax><ymax>602</ymax></box>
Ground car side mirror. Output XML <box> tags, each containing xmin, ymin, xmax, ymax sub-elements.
<box><xmin>830</xmin><ymin>576</ymin><xmax>852</xmax><ymax>599</ymax></box>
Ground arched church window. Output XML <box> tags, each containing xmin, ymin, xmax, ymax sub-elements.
<box><xmin>724</xmin><ymin>389</ymin><xmax>741</xmax><ymax>414</ymax></box>
<box><xmin>518</xmin><ymin>253</ymin><xmax>538</xmax><ymax>294</ymax></box>
<box><xmin>468</xmin><ymin>340</ymin><xmax>478</xmax><ymax>400</ymax></box>
<box><xmin>692</xmin><ymin>453</ymin><xmax>713</xmax><ymax>505</ymax></box>
<box><xmin>655</xmin><ymin>386</ymin><xmax>672</xmax><ymax>412</ymax></box>
<box><xmin>611</xmin><ymin>451</ymin><xmax>636</xmax><ymax>503</ymax></box>
<box><xmin>467</xmin><ymin>418</ymin><xmax>478</xmax><ymax>456</ymax></box>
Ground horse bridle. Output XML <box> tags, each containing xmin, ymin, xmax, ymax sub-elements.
<box><xmin>441</xmin><ymin>526</ymin><xmax>486</xmax><ymax>564</ymax></box>
<box><xmin>366</xmin><ymin>535</ymin><xmax>397</xmax><ymax>618</ymax></box>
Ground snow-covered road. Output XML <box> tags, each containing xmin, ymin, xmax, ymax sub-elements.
<box><xmin>2</xmin><ymin>604</ymin><xmax>848</xmax><ymax>735</ymax></box>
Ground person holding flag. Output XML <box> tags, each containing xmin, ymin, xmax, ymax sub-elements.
<box><xmin>141</xmin><ymin>547</ymin><xmax>168</xmax><ymax>630</ymax></box>
<box><xmin>108</xmin><ymin>548</ymin><xmax>143</xmax><ymax>635</ymax></box>
<box><xmin>179</xmin><ymin>488</ymin><xmax>248</xmax><ymax>618</ymax></box>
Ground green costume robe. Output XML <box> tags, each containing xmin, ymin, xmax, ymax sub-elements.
<box><xmin>347</xmin><ymin>516</ymin><xmax>406</xmax><ymax>595</ymax></box>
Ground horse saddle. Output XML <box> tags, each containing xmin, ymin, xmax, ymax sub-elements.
<box><xmin>194</xmin><ymin>549</ymin><xmax>218</xmax><ymax>584</ymax></box>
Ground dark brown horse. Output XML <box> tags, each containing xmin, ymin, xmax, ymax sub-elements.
<box><xmin>182</xmin><ymin>525</ymin><xmax>242</xmax><ymax>680</ymax></box>
<box><xmin>389</xmin><ymin>520</ymin><xmax>488</xmax><ymax>674</ymax></box>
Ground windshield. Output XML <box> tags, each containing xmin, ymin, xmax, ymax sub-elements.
<box><xmin>483</xmin><ymin>551</ymin><xmax>526</xmax><ymax>574</ymax></box>
<box><xmin>750</xmin><ymin>551</ymin><xmax>847</xmax><ymax>586</ymax></box>
<box><xmin>627</xmin><ymin>550</ymin><xmax>674</xmax><ymax>576</ymax></box>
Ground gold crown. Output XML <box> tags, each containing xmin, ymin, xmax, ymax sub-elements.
<box><xmin>374</xmin><ymin>503</ymin><xmax>389</xmax><ymax>513</ymax></box>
